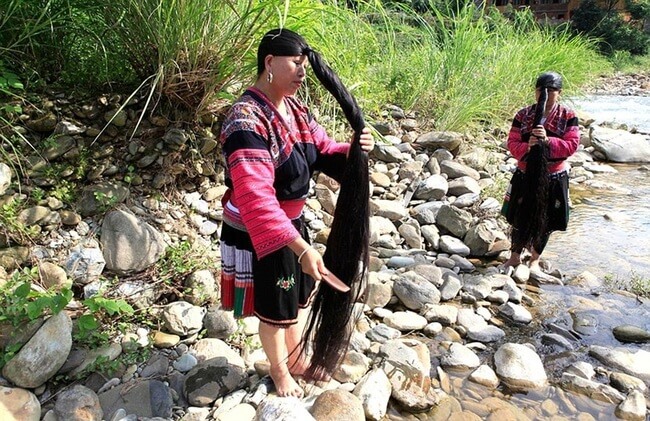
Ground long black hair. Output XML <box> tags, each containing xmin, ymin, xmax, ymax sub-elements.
<box><xmin>517</xmin><ymin>72</ymin><xmax>561</xmax><ymax>252</ymax></box>
<box><xmin>258</xmin><ymin>28</ymin><xmax>369</xmax><ymax>379</ymax></box>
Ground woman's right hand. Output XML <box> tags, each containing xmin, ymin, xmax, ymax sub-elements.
<box><xmin>299</xmin><ymin>247</ymin><xmax>327</xmax><ymax>281</ymax></box>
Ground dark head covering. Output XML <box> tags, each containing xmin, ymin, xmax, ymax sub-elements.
<box><xmin>535</xmin><ymin>72</ymin><xmax>563</xmax><ymax>90</ymax></box>
<box><xmin>257</xmin><ymin>28</ymin><xmax>310</xmax><ymax>75</ymax></box>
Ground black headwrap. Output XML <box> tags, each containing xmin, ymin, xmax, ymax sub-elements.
<box><xmin>535</xmin><ymin>72</ymin><xmax>563</xmax><ymax>90</ymax></box>
<box><xmin>256</xmin><ymin>28</ymin><xmax>309</xmax><ymax>74</ymax></box>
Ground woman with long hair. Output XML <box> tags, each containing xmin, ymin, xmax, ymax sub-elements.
<box><xmin>501</xmin><ymin>72</ymin><xmax>580</xmax><ymax>273</ymax></box>
<box><xmin>218</xmin><ymin>28</ymin><xmax>373</xmax><ymax>397</ymax></box>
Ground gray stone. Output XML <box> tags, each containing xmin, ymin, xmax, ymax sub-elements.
<box><xmin>560</xmin><ymin>373</ymin><xmax>625</xmax><ymax>404</ymax></box>
<box><xmin>589</xmin><ymin>345</ymin><xmax>650</xmax><ymax>381</ymax></box>
<box><xmin>615</xmin><ymin>390</ymin><xmax>646</xmax><ymax>421</ymax></box>
<box><xmin>184</xmin><ymin>357</ymin><xmax>247</xmax><ymax>406</ymax></box>
<box><xmin>255</xmin><ymin>396</ymin><xmax>315</xmax><ymax>420</ymax></box>
<box><xmin>612</xmin><ymin>325</ymin><xmax>650</xmax><ymax>343</ymax></box>
<box><xmin>352</xmin><ymin>368</ymin><xmax>392</xmax><ymax>421</ymax></box>
<box><xmin>436</xmin><ymin>205</ymin><xmax>472</xmax><ymax>238</ymax></box>
<box><xmin>2</xmin><ymin>311</ymin><xmax>72</xmax><ymax>388</ymax></box>
<box><xmin>54</xmin><ymin>385</ymin><xmax>102</xmax><ymax>421</ymax></box>
<box><xmin>98</xmin><ymin>380</ymin><xmax>173</xmax><ymax>420</ymax></box>
<box><xmin>311</xmin><ymin>389</ymin><xmax>365</xmax><ymax>421</ymax></box>
<box><xmin>393</xmin><ymin>274</ymin><xmax>441</xmax><ymax>310</ymax></box>
<box><xmin>101</xmin><ymin>209</ymin><xmax>167</xmax><ymax>274</ymax></box>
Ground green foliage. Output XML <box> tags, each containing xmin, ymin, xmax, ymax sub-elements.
<box><xmin>0</xmin><ymin>195</ymin><xmax>38</xmax><ymax>245</ymax></box>
<box><xmin>93</xmin><ymin>191</ymin><xmax>120</xmax><ymax>213</ymax></box>
<box><xmin>0</xmin><ymin>267</ymin><xmax>72</xmax><ymax>327</ymax></box>
<box><xmin>603</xmin><ymin>271</ymin><xmax>650</xmax><ymax>298</ymax></box>
<box><xmin>0</xmin><ymin>0</ymin><xmax>610</xmax><ymax>134</ymax></box>
<box><xmin>157</xmin><ymin>240</ymin><xmax>212</xmax><ymax>285</ymax></box>
<box><xmin>0</xmin><ymin>60</ymin><xmax>24</xmax><ymax>115</ymax></box>
<box><xmin>0</xmin><ymin>343</ymin><xmax>22</xmax><ymax>369</ymax></box>
<box><xmin>626</xmin><ymin>0</ymin><xmax>650</xmax><ymax>20</ymax></box>
<box><xmin>74</xmin><ymin>294</ymin><xmax>134</xmax><ymax>348</ymax></box>
<box><xmin>572</xmin><ymin>0</ymin><xmax>649</xmax><ymax>56</ymax></box>
<box><xmin>0</xmin><ymin>0</ymin><xmax>134</xmax><ymax>88</ymax></box>
<box><xmin>99</xmin><ymin>0</ymin><xmax>280</xmax><ymax>116</ymax></box>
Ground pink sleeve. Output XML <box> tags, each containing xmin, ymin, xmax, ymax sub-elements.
<box><xmin>228</xmin><ymin>147</ymin><xmax>300</xmax><ymax>258</ymax></box>
<box><xmin>548</xmin><ymin>114</ymin><xmax>580</xmax><ymax>160</ymax></box>
<box><xmin>507</xmin><ymin>112</ymin><xmax>529</xmax><ymax>161</ymax></box>
<box><xmin>310</xmin><ymin>119</ymin><xmax>350</xmax><ymax>156</ymax></box>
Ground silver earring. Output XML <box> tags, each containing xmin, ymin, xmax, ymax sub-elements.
<box><xmin>267</xmin><ymin>72</ymin><xmax>273</xmax><ymax>84</ymax></box>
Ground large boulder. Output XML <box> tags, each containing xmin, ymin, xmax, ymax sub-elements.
<box><xmin>590</xmin><ymin>125</ymin><xmax>650</xmax><ymax>163</ymax></box>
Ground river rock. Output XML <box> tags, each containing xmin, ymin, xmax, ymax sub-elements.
<box><xmin>589</xmin><ymin>345</ymin><xmax>650</xmax><ymax>381</ymax></box>
<box><xmin>310</xmin><ymin>389</ymin><xmax>365</xmax><ymax>421</ymax></box>
<box><xmin>560</xmin><ymin>373</ymin><xmax>625</xmax><ymax>404</ymax></box>
<box><xmin>393</xmin><ymin>273</ymin><xmax>441</xmax><ymax>310</ymax></box>
<box><xmin>416</xmin><ymin>131</ymin><xmax>463</xmax><ymax>152</ymax></box>
<box><xmin>203</xmin><ymin>307</ymin><xmax>238</xmax><ymax>339</ymax></box>
<box><xmin>352</xmin><ymin>368</ymin><xmax>392</xmax><ymax>421</ymax></box>
<box><xmin>65</xmin><ymin>244</ymin><xmax>106</xmax><ymax>284</ymax></box>
<box><xmin>101</xmin><ymin>209</ymin><xmax>167</xmax><ymax>274</ymax></box>
<box><xmin>184</xmin><ymin>357</ymin><xmax>247</xmax><ymax>405</ymax></box>
<box><xmin>98</xmin><ymin>379</ymin><xmax>173</xmax><ymax>419</ymax></box>
<box><xmin>468</xmin><ymin>365</ymin><xmax>499</xmax><ymax>389</ymax></box>
<box><xmin>77</xmin><ymin>182</ymin><xmax>130</xmax><ymax>217</ymax></box>
<box><xmin>256</xmin><ymin>397</ymin><xmax>315</xmax><ymax>421</ymax></box>
<box><xmin>440</xmin><ymin>343</ymin><xmax>480</xmax><ymax>370</ymax></box>
<box><xmin>414</xmin><ymin>174</ymin><xmax>448</xmax><ymax>201</ymax></box>
<box><xmin>610</xmin><ymin>372</ymin><xmax>647</xmax><ymax>393</ymax></box>
<box><xmin>615</xmin><ymin>390</ymin><xmax>646</xmax><ymax>421</ymax></box>
<box><xmin>590</xmin><ymin>125</ymin><xmax>650</xmax><ymax>162</ymax></box>
<box><xmin>612</xmin><ymin>324</ymin><xmax>650</xmax><ymax>343</ymax></box>
<box><xmin>0</xmin><ymin>386</ymin><xmax>40</xmax><ymax>421</ymax></box>
<box><xmin>494</xmin><ymin>343</ymin><xmax>547</xmax><ymax>390</ymax></box>
<box><xmin>162</xmin><ymin>301</ymin><xmax>205</xmax><ymax>336</ymax></box>
<box><xmin>333</xmin><ymin>351</ymin><xmax>371</xmax><ymax>383</ymax></box>
<box><xmin>0</xmin><ymin>162</ymin><xmax>11</xmax><ymax>195</ymax></box>
<box><xmin>54</xmin><ymin>385</ymin><xmax>102</xmax><ymax>421</ymax></box>
<box><xmin>2</xmin><ymin>311</ymin><xmax>72</xmax><ymax>388</ymax></box>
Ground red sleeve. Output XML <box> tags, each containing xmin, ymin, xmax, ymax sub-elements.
<box><xmin>507</xmin><ymin>109</ymin><xmax>529</xmax><ymax>161</ymax></box>
<box><xmin>226</xmin><ymin>132</ymin><xmax>300</xmax><ymax>258</ymax></box>
<box><xmin>548</xmin><ymin>113</ymin><xmax>580</xmax><ymax>160</ymax></box>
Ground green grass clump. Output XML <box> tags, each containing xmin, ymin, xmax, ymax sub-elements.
<box><xmin>603</xmin><ymin>271</ymin><xmax>650</xmax><ymax>298</ymax></box>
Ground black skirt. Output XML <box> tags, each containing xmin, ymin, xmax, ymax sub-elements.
<box><xmin>501</xmin><ymin>169</ymin><xmax>570</xmax><ymax>232</ymax></box>
<box><xmin>220</xmin><ymin>218</ymin><xmax>316</xmax><ymax>327</ymax></box>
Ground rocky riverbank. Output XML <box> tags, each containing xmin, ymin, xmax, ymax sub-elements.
<box><xmin>0</xmin><ymin>87</ymin><xmax>649</xmax><ymax>421</ymax></box>
<box><xmin>586</xmin><ymin>71</ymin><xmax>650</xmax><ymax>97</ymax></box>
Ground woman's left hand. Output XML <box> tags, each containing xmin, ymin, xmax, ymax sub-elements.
<box><xmin>358</xmin><ymin>127</ymin><xmax>374</xmax><ymax>153</ymax></box>
<box><xmin>531</xmin><ymin>125</ymin><xmax>548</xmax><ymax>143</ymax></box>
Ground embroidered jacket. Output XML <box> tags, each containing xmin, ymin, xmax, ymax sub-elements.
<box><xmin>220</xmin><ymin>87</ymin><xmax>349</xmax><ymax>258</ymax></box>
<box><xmin>507</xmin><ymin>103</ymin><xmax>580</xmax><ymax>174</ymax></box>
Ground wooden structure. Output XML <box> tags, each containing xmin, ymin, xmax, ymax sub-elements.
<box><xmin>485</xmin><ymin>0</ymin><xmax>627</xmax><ymax>22</ymax></box>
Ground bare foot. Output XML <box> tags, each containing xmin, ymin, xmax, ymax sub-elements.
<box><xmin>501</xmin><ymin>256</ymin><xmax>521</xmax><ymax>269</ymax></box>
<box><xmin>269</xmin><ymin>364</ymin><xmax>303</xmax><ymax>398</ymax></box>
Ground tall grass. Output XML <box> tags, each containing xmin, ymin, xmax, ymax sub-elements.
<box><xmin>407</xmin><ymin>5</ymin><xmax>609</xmax><ymax>131</ymax></box>
<box><xmin>101</xmin><ymin>0</ymin><xmax>280</xmax><ymax>116</ymax></box>
<box><xmin>1</xmin><ymin>0</ymin><xmax>610</xmax><ymax>132</ymax></box>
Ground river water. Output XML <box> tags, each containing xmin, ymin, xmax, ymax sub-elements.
<box><xmin>545</xmin><ymin>95</ymin><xmax>650</xmax><ymax>280</ymax></box>
<box><xmin>569</xmin><ymin>94</ymin><xmax>650</xmax><ymax>134</ymax></box>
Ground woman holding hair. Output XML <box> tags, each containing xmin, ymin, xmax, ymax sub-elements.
<box><xmin>218</xmin><ymin>28</ymin><xmax>373</xmax><ymax>398</ymax></box>
<box><xmin>501</xmin><ymin>72</ymin><xmax>580</xmax><ymax>272</ymax></box>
